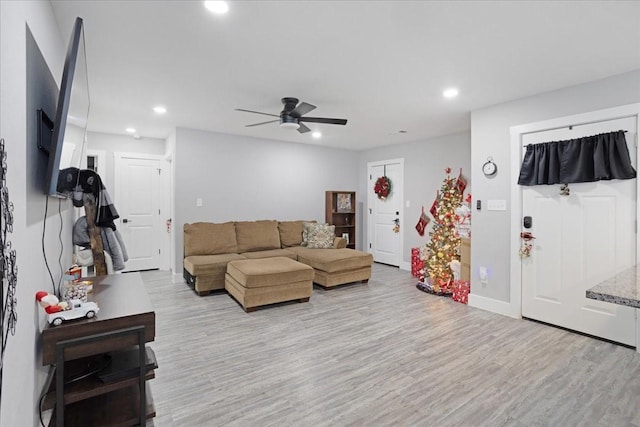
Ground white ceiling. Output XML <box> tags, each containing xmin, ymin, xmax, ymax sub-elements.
<box><xmin>50</xmin><ymin>1</ymin><xmax>640</xmax><ymax>151</ymax></box>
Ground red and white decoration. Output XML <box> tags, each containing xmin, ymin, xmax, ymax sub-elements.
<box><xmin>411</xmin><ymin>247</ymin><xmax>424</xmax><ymax>278</ymax></box>
<box><xmin>452</xmin><ymin>280</ymin><xmax>470</xmax><ymax>304</ymax></box>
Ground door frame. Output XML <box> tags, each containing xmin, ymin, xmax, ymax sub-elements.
<box><xmin>114</xmin><ymin>152</ymin><xmax>172</xmax><ymax>271</ymax></box>
<box><xmin>509</xmin><ymin>103</ymin><xmax>640</xmax><ymax>319</ymax></box>
<box><xmin>367</xmin><ymin>158</ymin><xmax>404</xmax><ymax>267</ymax></box>
<box><xmin>83</xmin><ymin>149</ymin><xmax>107</xmax><ymax>181</ymax></box>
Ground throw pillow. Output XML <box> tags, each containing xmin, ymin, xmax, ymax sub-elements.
<box><xmin>306</xmin><ymin>223</ymin><xmax>335</xmax><ymax>249</ymax></box>
<box><xmin>302</xmin><ymin>221</ymin><xmax>317</xmax><ymax>247</ymax></box>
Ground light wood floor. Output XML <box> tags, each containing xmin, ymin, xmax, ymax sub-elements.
<box><xmin>141</xmin><ymin>264</ymin><xmax>640</xmax><ymax>427</ymax></box>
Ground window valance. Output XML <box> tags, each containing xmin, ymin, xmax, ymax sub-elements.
<box><xmin>517</xmin><ymin>130</ymin><xmax>636</xmax><ymax>186</ymax></box>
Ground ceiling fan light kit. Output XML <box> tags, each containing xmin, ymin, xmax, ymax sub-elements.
<box><xmin>237</xmin><ymin>97</ymin><xmax>347</xmax><ymax>135</ymax></box>
<box><xmin>279</xmin><ymin>113</ymin><xmax>300</xmax><ymax>130</ymax></box>
<box><xmin>280</xmin><ymin>122</ymin><xmax>300</xmax><ymax>130</ymax></box>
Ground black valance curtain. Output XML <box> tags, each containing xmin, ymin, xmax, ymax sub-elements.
<box><xmin>517</xmin><ymin>130</ymin><xmax>636</xmax><ymax>186</ymax></box>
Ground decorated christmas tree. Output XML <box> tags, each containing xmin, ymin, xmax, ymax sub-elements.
<box><xmin>421</xmin><ymin>167</ymin><xmax>464</xmax><ymax>294</ymax></box>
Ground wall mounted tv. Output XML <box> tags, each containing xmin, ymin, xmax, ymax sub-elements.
<box><xmin>41</xmin><ymin>16</ymin><xmax>89</xmax><ymax>198</ymax></box>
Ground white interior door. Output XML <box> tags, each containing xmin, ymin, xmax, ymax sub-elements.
<box><xmin>114</xmin><ymin>153</ymin><xmax>162</xmax><ymax>272</ymax></box>
<box><xmin>521</xmin><ymin>117</ymin><xmax>637</xmax><ymax>346</ymax></box>
<box><xmin>368</xmin><ymin>160</ymin><xmax>403</xmax><ymax>266</ymax></box>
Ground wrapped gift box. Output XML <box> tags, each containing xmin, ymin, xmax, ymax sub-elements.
<box><xmin>417</xmin><ymin>277</ymin><xmax>454</xmax><ymax>296</ymax></box>
<box><xmin>411</xmin><ymin>247</ymin><xmax>424</xmax><ymax>278</ymax></box>
<box><xmin>452</xmin><ymin>280</ymin><xmax>470</xmax><ymax>304</ymax></box>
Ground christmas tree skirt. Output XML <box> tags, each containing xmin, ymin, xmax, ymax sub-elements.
<box><xmin>416</xmin><ymin>281</ymin><xmax>453</xmax><ymax>297</ymax></box>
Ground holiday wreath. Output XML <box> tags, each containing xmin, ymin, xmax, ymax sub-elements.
<box><xmin>374</xmin><ymin>176</ymin><xmax>392</xmax><ymax>200</ymax></box>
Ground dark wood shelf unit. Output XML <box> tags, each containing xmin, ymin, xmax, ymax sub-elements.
<box><xmin>42</xmin><ymin>360</ymin><xmax>155</xmax><ymax>409</ymax></box>
<box><xmin>325</xmin><ymin>191</ymin><xmax>357</xmax><ymax>249</ymax></box>
<box><xmin>42</xmin><ymin>273</ymin><xmax>155</xmax><ymax>366</ymax></box>
<box><xmin>49</xmin><ymin>383</ymin><xmax>155</xmax><ymax>427</ymax></box>
<box><xmin>41</xmin><ymin>273</ymin><xmax>157</xmax><ymax>427</ymax></box>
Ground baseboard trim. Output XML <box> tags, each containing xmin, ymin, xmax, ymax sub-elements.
<box><xmin>468</xmin><ymin>293</ymin><xmax>519</xmax><ymax>319</ymax></box>
<box><xmin>399</xmin><ymin>261</ymin><xmax>411</xmax><ymax>272</ymax></box>
<box><xmin>171</xmin><ymin>272</ymin><xmax>183</xmax><ymax>284</ymax></box>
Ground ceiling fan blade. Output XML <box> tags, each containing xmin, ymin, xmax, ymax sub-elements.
<box><xmin>292</xmin><ymin>102</ymin><xmax>316</xmax><ymax>117</ymax></box>
<box><xmin>235</xmin><ymin>108</ymin><xmax>279</xmax><ymax>118</ymax></box>
<box><xmin>246</xmin><ymin>119</ymin><xmax>279</xmax><ymax>127</ymax></box>
<box><xmin>300</xmin><ymin>117</ymin><xmax>348</xmax><ymax>125</ymax></box>
<box><xmin>297</xmin><ymin>122</ymin><xmax>311</xmax><ymax>134</ymax></box>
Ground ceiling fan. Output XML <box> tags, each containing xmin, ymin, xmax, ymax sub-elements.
<box><xmin>236</xmin><ymin>97</ymin><xmax>348</xmax><ymax>134</ymax></box>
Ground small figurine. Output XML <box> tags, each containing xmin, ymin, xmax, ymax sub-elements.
<box><xmin>35</xmin><ymin>291</ymin><xmax>68</xmax><ymax>314</ymax></box>
<box><xmin>36</xmin><ymin>291</ymin><xmax>99</xmax><ymax>326</ymax></box>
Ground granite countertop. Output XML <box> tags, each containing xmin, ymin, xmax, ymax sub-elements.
<box><xmin>586</xmin><ymin>266</ymin><xmax>640</xmax><ymax>309</ymax></box>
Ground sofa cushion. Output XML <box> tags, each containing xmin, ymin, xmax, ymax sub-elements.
<box><xmin>184</xmin><ymin>253</ymin><xmax>246</xmax><ymax>276</ymax></box>
<box><xmin>306</xmin><ymin>223</ymin><xmax>336</xmax><ymax>249</ymax></box>
<box><xmin>235</xmin><ymin>220</ymin><xmax>281</xmax><ymax>253</ymax></box>
<box><xmin>293</xmin><ymin>248</ymin><xmax>373</xmax><ymax>273</ymax></box>
<box><xmin>241</xmin><ymin>249</ymin><xmax>297</xmax><ymax>260</ymax></box>
<box><xmin>278</xmin><ymin>220</ymin><xmax>305</xmax><ymax>247</ymax></box>
<box><xmin>184</xmin><ymin>222</ymin><xmax>238</xmax><ymax>257</ymax></box>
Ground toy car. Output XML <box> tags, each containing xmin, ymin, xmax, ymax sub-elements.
<box><xmin>48</xmin><ymin>299</ymin><xmax>100</xmax><ymax>326</ymax></box>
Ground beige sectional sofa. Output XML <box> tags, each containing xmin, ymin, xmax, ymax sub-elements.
<box><xmin>183</xmin><ymin>220</ymin><xmax>373</xmax><ymax>296</ymax></box>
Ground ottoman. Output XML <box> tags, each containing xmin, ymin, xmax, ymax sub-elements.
<box><xmin>225</xmin><ymin>257</ymin><xmax>314</xmax><ymax>312</ymax></box>
<box><xmin>286</xmin><ymin>247</ymin><xmax>373</xmax><ymax>288</ymax></box>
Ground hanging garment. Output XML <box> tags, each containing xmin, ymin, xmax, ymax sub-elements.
<box><xmin>58</xmin><ymin>168</ymin><xmax>120</xmax><ymax>229</ymax></box>
<box><xmin>73</xmin><ymin>216</ymin><xmax>129</xmax><ymax>271</ymax></box>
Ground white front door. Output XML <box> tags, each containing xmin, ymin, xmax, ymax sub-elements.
<box><xmin>114</xmin><ymin>153</ymin><xmax>162</xmax><ymax>272</ymax></box>
<box><xmin>521</xmin><ymin>117</ymin><xmax>637</xmax><ymax>346</ymax></box>
<box><xmin>368</xmin><ymin>159</ymin><xmax>403</xmax><ymax>266</ymax></box>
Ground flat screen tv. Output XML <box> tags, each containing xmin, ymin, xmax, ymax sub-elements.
<box><xmin>43</xmin><ymin>16</ymin><xmax>89</xmax><ymax>198</ymax></box>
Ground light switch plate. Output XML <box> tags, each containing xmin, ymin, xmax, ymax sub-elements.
<box><xmin>479</xmin><ymin>266</ymin><xmax>489</xmax><ymax>285</ymax></box>
<box><xmin>196</xmin><ymin>198</ymin><xmax>203</xmax><ymax>207</ymax></box>
<box><xmin>487</xmin><ymin>199</ymin><xmax>507</xmax><ymax>211</ymax></box>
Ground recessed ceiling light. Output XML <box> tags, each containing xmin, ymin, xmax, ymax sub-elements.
<box><xmin>125</xmin><ymin>127</ymin><xmax>136</xmax><ymax>133</ymax></box>
<box><xmin>153</xmin><ymin>105</ymin><xmax>167</xmax><ymax>114</ymax></box>
<box><xmin>311</xmin><ymin>131</ymin><xmax>322</xmax><ymax>139</ymax></box>
<box><xmin>443</xmin><ymin>88</ymin><xmax>459</xmax><ymax>99</ymax></box>
<box><xmin>204</xmin><ymin>1</ymin><xmax>229</xmax><ymax>14</ymax></box>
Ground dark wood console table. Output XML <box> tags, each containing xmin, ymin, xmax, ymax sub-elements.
<box><xmin>41</xmin><ymin>273</ymin><xmax>156</xmax><ymax>426</ymax></box>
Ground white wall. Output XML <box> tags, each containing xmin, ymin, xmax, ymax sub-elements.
<box><xmin>359</xmin><ymin>131</ymin><xmax>471</xmax><ymax>266</ymax></box>
<box><xmin>172</xmin><ymin>127</ymin><xmax>359</xmax><ymax>273</ymax></box>
<box><xmin>358</xmin><ymin>132</ymin><xmax>471</xmax><ymax>268</ymax></box>
<box><xmin>87</xmin><ymin>131</ymin><xmax>165</xmax><ymax>193</ymax></box>
<box><xmin>0</xmin><ymin>1</ymin><xmax>67</xmax><ymax>425</ymax></box>
<box><xmin>85</xmin><ymin>131</ymin><xmax>170</xmax><ymax>268</ymax></box>
<box><xmin>470</xmin><ymin>69</ymin><xmax>640</xmax><ymax>311</ymax></box>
